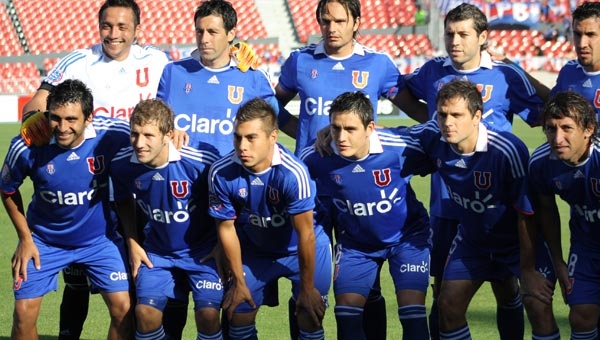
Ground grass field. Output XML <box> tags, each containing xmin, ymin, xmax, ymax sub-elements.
<box><xmin>0</xmin><ymin>118</ymin><xmax>572</xmax><ymax>339</ymax></box>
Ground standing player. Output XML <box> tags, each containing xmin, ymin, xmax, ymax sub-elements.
<box><xmin>156</xmin><ymin>0</ymin><xmax>281</xmax><ymax>334</ymax></box>
<box><xmin>157</xmin><ymin>0</ymin><xmax>279</xmax><ymax>154</ymax></box>
<box><xmin>20</xmin><ymin>1</ymin><xmax>171</xmax><ymax>338</ymax></box>
<box><xmin>111</xmin><ymin>99</ymin><xmax>224</xmax><ymax>340</ymax></box>
<box><xmin>23</xmin><ymin>0</ymin><xmax>168</xmax><ymax>119</ymax></box>
<box><xmin>276</xmin><ymin>0</ymin><xmax>427</xmax><ymax>153</ymax></box>
<box><xmin>551</xmin><ymin>2</ymin><xmax>600</xmax><ymax>120</ymax></box>
<box><xmin>397</xmin><ymin>80</ymin><xmax>539</xmax><ymax>340</ymax></box>
<box><xmin>208</xmin><ymin>98</ymin><xmax>332</xmax><ymax>340</ymax></box>
<box><xmin>528</xmin><ymin>91</ymin><xmax>600</xmax><ymax>340</ymax></box>
<box><xmin>275</xmin><ymin>1</ymin><xmax>427</xmax><ymax>337</ymax></box>
<box><xmin>397</xmin><ymin>3</ymin><xmax>553</xmax><ymax>339</ymax></box>
<box><xmin>301</xmin><ymin>91</ymin><xmax>432</xmax><ymax>340</ymax></box>
<box><xmin>1</xmin><ymin>79</ymin><xmax>132</xmax><ymax>340</ymax></box>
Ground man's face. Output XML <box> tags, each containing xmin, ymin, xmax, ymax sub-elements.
<box><xmin>436</xmin><ymin>96</ymin><xmax>481</xmax><ymax>153</ymax></box>
<box><xmin>195</xmin><ymin>14</ymin><xmax>236</xmax><ymax>68</ymax></box>
<box><xmin>573</xmin><ymin>16</ymin><xmax>600</xmax><ymax>72</ymax></box>
<box><xmin>49</xmin><ymin>102</ymin><xmax>92</xmax><ymax>149</ymax></box>
<box><xmin>130</xmin><ymin>120</ymin><xmax>171</xmax><ymax>168</ymax></box>
<box><xmin>330</xmin><ymin>111</ymin><xmax>374</xmax><ymax>160</ymax></box>
<box><xmin>544</xmin><ymin>116</ymin><xmax>593</xmax><ymax>165</ymax></box>
<box><xmin>99</xmin><ymin>6</ymin><xmax>138</xmax><ymax>61</ymax></box>
<box><xmin>234</xmin><ymin>118</ymin><xmax>277</xmax><ymax>173</ymax></box>
<box><xmin>444</xmin><ymin>19</ymin><xmax>486</xmax><ymax>70</ymax></box>
<box><xmin>319</xmin><ymin>2</ymin><xmax>359</xmax><ymax>57</ymax></box>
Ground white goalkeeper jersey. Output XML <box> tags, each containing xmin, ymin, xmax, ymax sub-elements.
<box><xmin>42</xmin><ymin>44</ymin><xmax>169</xmax><ymax>119</ymax></box>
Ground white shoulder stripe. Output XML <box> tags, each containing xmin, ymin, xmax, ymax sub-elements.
<box><xmin>208</xmin><ymin>155</ymin><xmax>235</xmax><ymax>192</ymax></box>
<box><xmin>5</xmin><ymin>139</ymin><xmax>28</xmax><ymax>168</ymax></box>
<box><xmin>487</xmin><ymin>131</ymin><xmax>527</xmax><ymax>178</ymax></box>
<box><xmin>279</xmin><ymin>152</ymin><xmax>312</xmax><ymax>200</ymax></box>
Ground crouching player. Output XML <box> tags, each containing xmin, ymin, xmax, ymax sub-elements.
<box><xmin>2</xmin><ymin>79</ymin><xmax>132</xmax><ymax>339</ymax></box>
<box><xmin>301</xmin><ymin>91</ymin><xmax>432</xmax><ymax>339</ymax></box>
<box><xmin>395</xmin><ymin>80</ymin><xmax>555</xmax><ymax>340</ymax></box>
<box><xmin>528</xmin><ymin>91</ymin><xmax>600</xmax><ymax>340</ymax></box>
<box><xmin>111</xmin><ymin>99</ymin><xmax>224</xmax><ymax>339</ymax></box>
<box><xmin>208</xmin><ymin>98</ymin><xmax>332</xmax><ymax>340</ymax></box>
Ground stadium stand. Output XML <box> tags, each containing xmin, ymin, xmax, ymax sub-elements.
<box><xmin>12</xmin><ymin>0</ymin><xmax>268</xmax><ymax>53</ymax></box>
<box><xmin>0</xmin><ymin>62</ymin><xmax>40</xmax><ymax>94</ymax></box>
<box><xmin>0</xmin><ymin>0</ymin><xmax>582</xmax><ymax>95</ymax></box>
<box><xmin>0</xmin><ymin>4</ymin><xmax>24</xmax><ymax>56</ymax></box>
<box><xmin>287</xmin><ymin>0</ymin><xmax>418</xmax><ymax>43</ymax></box>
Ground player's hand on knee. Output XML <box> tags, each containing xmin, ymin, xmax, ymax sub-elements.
<box><xmin>223</xmin><ymin>283</ymin><xmax>256</xmax><ymax>320</ymax></box>
<box><xmin>295</xmin><ymin>287</ymin><xmax>326</xmax><ymax>327</ymax></box>
<box><xmin>520</xmin><ymin>269</ymin><xmax>554</xmax><ymax>305</ymax></box>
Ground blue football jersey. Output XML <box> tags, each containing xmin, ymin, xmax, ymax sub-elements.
<box><xmin>1</xmin><ymin>117</ymin><xmax>130</xmax><ymax>247</ymax></box>
<box><xmin>398</xmin><ymin>121</ymin><xmax>533</xmax><ymax>252</ymax></box>
<box><xmin>157</xmin><ymin>50</ymin><xmax>278</xmax><ymax>155</ymax></box>
<box><xmin>529</xmin><ymin>141</ymin><xmax>600</xmax><ymax>253</ymax></box>
<box><xmin>405</xmin><ymin>51</ymin><xmax>543</xmax><ymax>219</ymax></box>
<box><xmin>278</xmin><ymin>41</ymin><xmax>403</xmax><ymax>153</ymax></box>
<box><xmin>208</xmin><ymin>144</ymin><xmax>328</xmax><ymax>256</ymax></box>
<box><xmin>300</xmin><ymin>129</ymin><xmax>432</xmax><ymax>250</ymax></box>
<box><xmin>111</xmin><ymin>142</ymin><xmax>220</xmax><ymax>256</ymax></box>
<box><xmin>551</xmin><ymin>60</ymin><xmax>600</xmax><ymax>120</ymax></box>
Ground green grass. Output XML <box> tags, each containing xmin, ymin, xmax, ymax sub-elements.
<box><xmin>0</xmin><ymin>119</ymin><xmax>571</xmax><ymax>339</ymax></box>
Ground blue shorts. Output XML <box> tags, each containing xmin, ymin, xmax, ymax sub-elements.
<box><xmin>233</xmin><ymin>241</ymin><xmax>332</xmax><ymax>313</ymax></box>
<box><xmin>13</xmin><ymin>234</ymin><xmax>129</xmax><ymax>299</ymax></box>
<box><xmin>566</xmin><ymin>246</ymin><xmax>600</xmax><ymax>305</ymax></box>
<box><xmin>136</xmin><ymin>252</ymin><xmax>223</xmax><ymax>311</ymax></box>
<box><xmin>334</xmin><ymin>242</ymin><xmax>429</xmax><ymax>297</ymax></box>
<box><xmin>443</xmin><ymin>232</ymin><xmax>519</xmax><ymax>282</ymax></box>
<box><xmin>429</xmin><ymin>216</ymin><xmax>459</xmax><ymax>278</ymax></box>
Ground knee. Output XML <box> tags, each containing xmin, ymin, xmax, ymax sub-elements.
<box><xmin>569</xmin><ymin>308</ymin><xmax>597</xmax><ymax>332</ymax></box>
<box><xmin>523</xmin><ymin>297</ymin><xmax>557</xmax><ymax>334</ymax></box>
<box><xmin>107</xmin><ymin>293</ymin><xmax>132</xmax><ymax>320</ymax></box>
<box><xmin>195</xmin><ymin>307</ymin><xmax>221</xmax><ymax>334</ymax></box>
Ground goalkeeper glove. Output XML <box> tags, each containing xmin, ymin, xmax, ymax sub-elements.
<box><xmin>230</xmin><ymin>42</ymin><xmax>260</xmax><ymax>72</ymax></box>
<box><xmin>20</xmin><ymin>110</ymin><xmax>52</xmax><ymax>147</ymax></box>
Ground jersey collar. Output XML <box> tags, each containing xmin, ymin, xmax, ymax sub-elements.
<box><xmin>191</xmin><ymin>49</ymin><xmax>236</xmax><ymax>71</ymax></box>
<box><xmin>443</xmin><ymin>50</ymin><xmax>493</xmax><ymax>70</ymax></box>
<box><xmin>439</xmin><ymin>123</ymin><xmax>489</xmax><ymax>153</ymax></box>
<box><xmin>315</xmin><ymin>40</ymin><xmax>366</xmax><ymax>57</ymax></box>
<box><xmin>130</xmin><ymin>141</ymin><xmax>180</xmax><ymax>167</ymax></box>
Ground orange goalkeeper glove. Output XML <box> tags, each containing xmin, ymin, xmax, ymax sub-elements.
<box><xmin>230</xmin><ymin>42</ymin><xmax>260</xmax><ymax>72</ymax></box>
<box><xmin>20</xmin><ymin>110</ymin><xmax>52</xmax><ymax>147</ymax></box>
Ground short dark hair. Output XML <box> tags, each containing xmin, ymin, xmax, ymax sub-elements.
<box><xmin>235</xmin><ymin>98</ymin><xmax>278</xmax><ymax>134</ymax></box>
<box><xmin>98</xmin><ymin>0</ymin><xmax>141</xmax><ymax>27</ymax></box>
<box><xmin>445</xmin><ymin>3</ymin><xmax>488</xmax><ymax>50</ymax></box>
<box><xmin>543</xmin><ymin>91</ymin><xmax>598</xmax><ymax>140</ymax></box>
<box><xmin>329</xmin><ymin>91</ymin><xmax>373</xmax><ymax>128</ymax></box>
<box><xmin>436</xmin><ymin>80</ymin><xmax>483</xmax><ymax>117</ymax></box>
<box><xmin>47</xmin><ymin>80</ymin><xmax>94</xmax><ymax>120</ymax></box>
<box><xmin>316</xmin><ymin>0</ymin><xmax>361</xmax><ymax>38</ymax></box>
<box><xmin>572</xmin><ymin>1</ymin><xmax>600</xmax><ymax>23</ymax></box>
<box><xmin>130</xmin><ymin>99</ymin><xmax>174</xmax><ymax>135</ymax></box>
<box><xmin>194</xmin><ymin>0</ymin><xmax>237</xmax><ymax>33</ymax></box>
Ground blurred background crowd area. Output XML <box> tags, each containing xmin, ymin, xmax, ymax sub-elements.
<box><xmin>0</xmin><ymin>0</ymin><xmax>585</xmax><ymax>95</ymax></box>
